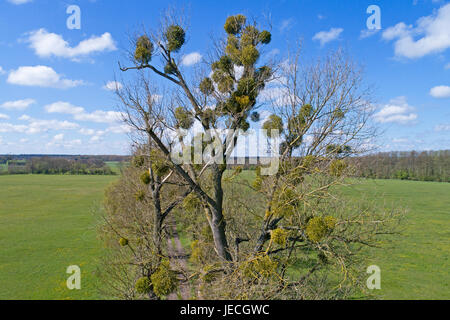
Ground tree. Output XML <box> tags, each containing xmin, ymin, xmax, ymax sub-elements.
<box><xmin>100</xmin><ymin>12</ymin><xmax>403</xmax><ymax>300</ymax></box>
<box><xmin>118</xmin><ymin>13</ymin><xmax>274</xmax><ymax>262</ymax></box>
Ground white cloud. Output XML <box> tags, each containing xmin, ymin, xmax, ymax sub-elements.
<box><xmin>79</xmin><ymin>128</ymin><xmax>109</xmax><ymax>145</ymax></box>
<box><xmin>360</xmin><ymin>29</ymin><xmax>380</xmax><ymax>39</ymax></box>
<box><xmin>79</xmin><ymin>128</ymin><xmax>96</xmax><ymax>135</ymax></box>
<box><xmin>45</xmin><ymin>101</ymin><xmax>123</xmax><ymax>124</ymax></box>
<box><xmin>7</xmin><ymin>66</ymin><xmax>84</xmax><ymax>88</ymax></box>
<box><xmin>54</xmin><ymin>133</ymin><xmax>64</xmax><ymax>141</ymax></box>
<box><xmin>45</xmin><ymin>101</ymin><xmax>84</xmax><ymax>115</ymax></box>
<box><xmin>74</xmin><ymin>110</ymin><xmax>123</xmax><ymax>123</ymax></box>
<box><xmin>430</xmin><ymin>85</ymin><xmax>450</xmax><ymax>98</ymax></box>
<box><xmin>89</xmin><ymin>135</ymin><xmax>102</xmax><ymax>143</ymax></box>
<box><xmin>19</xmin><ymin>116</ymin><xmax>79</xmax><ymax>134</ymax></box>
<box><xmin>26</xmin><ymin>29</ymin><xmax>117</xmax><ymax>60</ymax></box>
<box><xmin>392</xmin><ymin>138</ymin><xmax>409</xmax><ymax>144</ymax></box>
<box><xmin>18</xmin><ymin>115</ymin><xmax>30</xmax><ymax>121</ymax></box>
<box><xmin>0</xmin><ymin>116</ymin><xmax>79</xmax><ymax>134</ymax></box>
<box><xmin>0</xmin><ymin>123</ymin><xmax>27</xmax><ymax>133</ymax></box>
<box><xmin>0</xmin><ymin>98</ymin><xmax>36</xmax><ymax>110</ymax></box>
<box><xmin>106</xmin><ymin>124</ymin><xmax>132</xmax><ymax>134</ymax></box>
<box><xmin>47</xmin><ymin>136</ymin><xmax>82</xmax><ymax>149</ymax></box>
<box><xmin>435</xmin><ymin>124</ymin><xmax>450</xmax><ymax>132</ymax></box>
<box><xmin>382</xmin><ymin>22</ymin><xmax>412</xmax><ymax>41</ymax></box>
<box><xmin>0</xmin><ymin>113</ymin><xmax>10</xmax><ymax>120</ymax></box>
<box><xmin>181</xmin><ymin>52</ymin><xmax>202</xmax><ymax>66</ymax></box>
<box><xmin>382</xmin><ymin>4</ymin><xmax>450</xmax><ymax>59</ymax></box>
<box><xmin>103</xmin><ymin>81</ymin><xmax>123</xmax><ymax>91</ymax></box>
<box><xmin>445</xmin><ymin>63</ymin><xmax>450</xmax><ymax>70</ymax></box>
<box><xmin>313</xmin><ymin>28</ymin><xmax>343</xmax><ymax>46</ymax></box>
<box><xmin>8</xmin><ymin>0</ymin><xmax>32</xmax><ymax>4</ymax></box>
<box><xmin>373</xmin><ymin>96</ymin><xmax>418</xmax><ymax>125</ymax></box>
<box><xmin>0</xmin><ymin>67</ymin><xmax>5</xmax><ymax>75</ymax></box>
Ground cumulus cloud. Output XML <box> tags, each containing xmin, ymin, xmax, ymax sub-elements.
<box><xmin>47</xmin><ymin>135</ymin><xmax>82</xmax><ymax>149</ymax></box>
<box><xmin>79</xmin><ymin>128</ymin><xmax>96</xmax><ymax>136</ymax></box>
<box><xmin>259</xmin><ymin>86</ymin><xmax>292</xmax><ymax>106</ymax></box>
<box><xmin>360</xmin><ymin>29</ymin><xmax>380</xmax><ymax>39</ymax></box>
<box><xmin>53</xmin><ymin>133</ymin><xmax>64</xmax><ymax>141</ymax></box>
<box><xmin>0</xmin><ymin>116</ymin><xmax>79</xmax><ymax>134</ymax></box>
<box><xmin>78</xmin><ymin>125</ymin><xmax>131</xmax><ymax>145</ymax></box>
<box><xmin>181</xmin><ymin>52</ymin><xmax>202</xmax><ymax>66</ymax></box>
<box><xmin>89</xmin><ymin>135</ymin><xmax>102</xmax><ymax>143</ymax></box>
<box><xmin>382</xmin><ymin>4</ymin><xmax>450</xmax><ymax>59</ymax></box>
<box><xmin>430</xmin><ymin>85</ymin><xmax>450</xmax><ymax>98</ymax></box>
<box><xmin>313</xmin><ymin>28</ymin><xmax>343</xmax><ymax>46</ymax></box>
<box><xmin>0</xmin><ymin>113</ymin><xmax>10</xmax><ymax>120</ymax></box>
<box><xmin>106</xmin><ymin>124</ymin><xmax>132</xmax><ymax>134</ymax></box>
<box><xmin>435</xmin><ymin>124</ymin><xmax>450</xmax><ymax>132</ymax></box>
<box><xmin>45</xmin><ymin>101</ymin><xmax>84</xmax><ymax>115</ymax></box>
<box><xmin>0</xmin><ymin>98</ymin><xmax>36</xmax><ymax>110</ymax></box>
<box><xmin>7</xmin><ymin>66</ymin><xmax>84</xmax><ymax>88</ymax></box>
<box><xmin>0</xmin><ymin>123</ymin><xmax>28</xmax><ymax>133</ymax></box>
<box><xmin>373</xmin><ymin>96</ymin><xmax>418</xmax><ymax>125</ymax></box>
<box><xmin>103</xmin><ymin>81</ymin><xmax>123</xmax><ymax>91</ymax></box>
<box><xmin>19</xmin><ymin>116</ymin><xmax>79</xmax><ymax>134</ymax></box>
<box><xmin>0</xmin><ymin>67</ymin><xmax>6</xmax><ymax>75</ymax></box>
<box><xmin>74</xmin><ymin>110</ymin><xmax>123</xmax><ymax>123</ymax></box>
<box><xmin>26</xmin><ymin>29</ymin><xmax>117</xmax><ymax>60</ymax></box>
<box><xmin>45</xmin><ymin>101</ymin><xmax>123</xmax><ymax>124</ymax></box>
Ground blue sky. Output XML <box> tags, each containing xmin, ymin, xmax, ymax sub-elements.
<box><xmin>0</xmin><ymin>0</ymin><xmax>449</xmax><ymax>155</ymax></box>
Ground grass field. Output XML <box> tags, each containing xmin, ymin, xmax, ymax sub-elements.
<box><xmin>0</xmin><ymin>174</ymin><xmax>448</xmax><ymax>300</ymax></box>
<box><xmin>0</xmin><ymin>175</ymin><xmax>117</xmax><ymax>300</ymax></box>
<box><xmin>105</xmin><ymin>161</ymin><xmax>124</xmax><ymax>174</ymax></box>
<box><xmin>341</xmin><ymin>179</ymin><xmax>450</xmax><ymax>300</ymax></box>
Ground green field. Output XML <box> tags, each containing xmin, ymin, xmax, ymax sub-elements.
<box><xmin>341</xmin><ymin>179</ymin><xmax>450</xmax><ymax>300</ymax></box>
<box><xmin>0</xmin><ymin>175</ymin><xmax>117</xmax><ymax>300</ymax></box>
<box><xmin>0</xmin><ymin>175</ymin><xmax>448</xmax><ymax>300</ymax></box>
<box><xmin>105</xmin><ymin>161</ymin><xmax>124</xmax><ymax>174</ymax></box>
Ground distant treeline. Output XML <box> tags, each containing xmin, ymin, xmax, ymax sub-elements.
<box><xmin>353</xmin><ymin>150</ymin><xmax>450</xmax><ymax>183</ymax></box>
<box><xmin>0</xmin><ymin>154</ymin><xmax>130</xmax><ymax>163</ymax></box>
<box><xmin>1</xmin><ymin>157</ymin><xmax>122</xmax><ymax>175</ymax></box>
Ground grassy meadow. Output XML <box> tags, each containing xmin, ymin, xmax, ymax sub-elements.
<box><xmin>341</xmin><ymin>179</ymin><xmax>450</xmax><ymax>300</ymax></box>
<box><xmin>0</xmin><ymin>173</ymin><xmax>448</xmax><ymax>300</ymax></box>
<box><xmin>0</xmin><ymin>175</ymin><xmax>117</xmax><ymax>300</ymax></box>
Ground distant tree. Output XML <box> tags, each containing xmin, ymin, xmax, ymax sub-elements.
<box><xmin>353</xmin><ymin>150</ymin><xmax>450</xmax><ymax>183</ymax></box>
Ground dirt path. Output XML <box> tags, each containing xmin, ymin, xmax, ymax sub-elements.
<box><xmin>167</xmin><ymin>221</ymin><xmax>191</xmax><ymax>300</ymax></box>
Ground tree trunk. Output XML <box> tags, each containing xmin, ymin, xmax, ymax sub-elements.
<box><xmin>208</xmin><ymin>164</ymin><xmax>232</xmax><ymax>261</ymax></box>
<box><xmin>152</xmin><ymin>185</ymin><xmax>164</xmax><ymax>257</ymax></box>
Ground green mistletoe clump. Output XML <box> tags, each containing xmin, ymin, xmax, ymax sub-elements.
<box><xmin>150</xmin><ymin>260</ymin><xmax>178</xmax><ymax>297</ymax></box>
<box><xmin>306</xmin><ymin>216</ymin><xmax>337</xmax><ymax>243</ymax></box>
<box><xmin>134</xmin><ymin>35</ymin><xmax>153</xmax><ymax>65</ymax></box>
